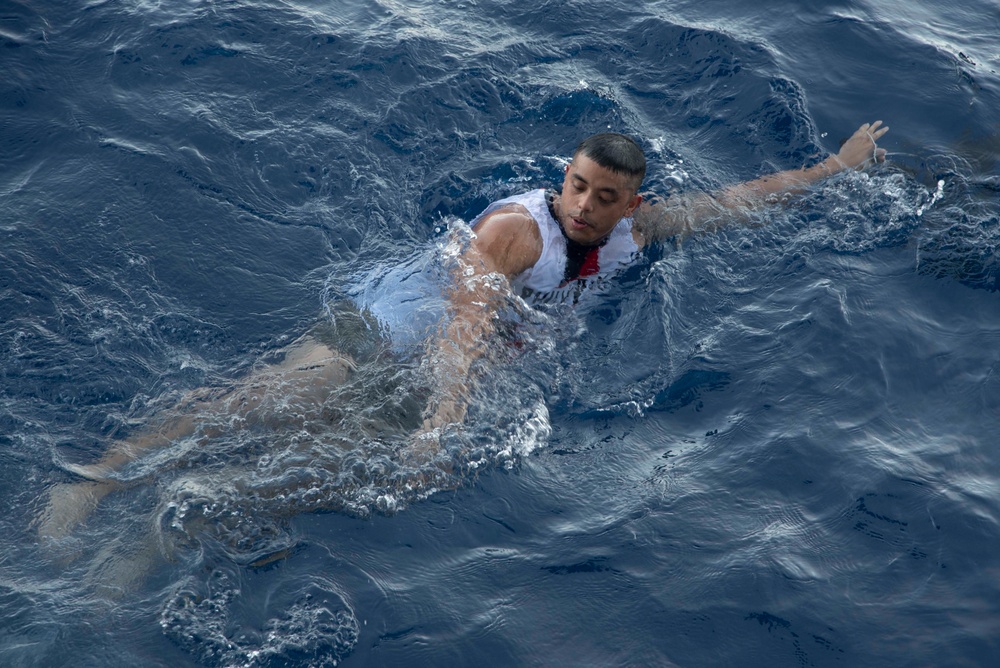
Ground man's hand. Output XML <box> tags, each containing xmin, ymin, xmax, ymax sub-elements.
<box><xmin>403</xmin><ymin>383</ymin><xmax>469</xmax><ymax>466</ymax></box>
<box><xmin>832</xmin><ymin>120</ymin><xmax>889</xmax><ymax>170</ymax></box>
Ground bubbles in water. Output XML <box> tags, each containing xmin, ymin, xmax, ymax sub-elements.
<box><xmin>915</xmin><ymin>179</ymin><xmax>946</xmax><ymax>217</ymax></box>
<box><xmin>160</xmin><ymin>569</ymin><xmax>359</xmax><ymax>667</ymax></box>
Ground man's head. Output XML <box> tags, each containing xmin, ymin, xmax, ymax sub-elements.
<box><xmin>573</xmin><ymin>133</ymin><xmax>646</xmax><ymax>195</ymax></box>
<box><xmin>558</xmin><ymin>133</ymin><xmax>646</xmax><ymax>245</ymax></box>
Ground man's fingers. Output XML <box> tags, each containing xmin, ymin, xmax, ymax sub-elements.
<box><xmin>857</xmin><ymin>120</ymin><xmax>886</xmax><ymax>139</ymax></box>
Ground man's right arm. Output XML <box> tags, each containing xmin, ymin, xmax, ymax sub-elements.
<box><xmin>418</xmin><ymin>208</ymin><xmax>542</xmax><ymax>432</ymax></box>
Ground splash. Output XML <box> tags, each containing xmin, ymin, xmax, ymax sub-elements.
<box><xmin>916</xmin><ymin>179</ymin><xmax>945</xmax><ymax>217</ymax></box>
<box><xmin>160</xmin><ymin>569</ymin><xmax>359</xmax><ymax>668</ymax></box>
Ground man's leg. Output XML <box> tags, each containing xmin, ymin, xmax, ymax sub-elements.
<box><xmin>38</xmin><ymin>335</ymin><xmax>355</xmax><ymax>539</ymax></box>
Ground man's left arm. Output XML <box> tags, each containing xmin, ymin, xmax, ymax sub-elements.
<box><xmin>633</xmin><ymin>121</ymin><xmax>889</xmax><ymax>244</ymax></box>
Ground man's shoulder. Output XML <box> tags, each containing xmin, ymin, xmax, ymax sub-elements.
<box><xmin>471</xmin><ymin>205</ymin><xmax>543</xmax><ymax>277</ymax></box>
<box><xmin>472</xmin><ymin>189</ymin><xmax>548</xmax><ymax>226</ymax></box>
<box><xmin>475</xmin><ymin>206</ymin><xmax>543</xmax><ymax>246</ymax></box>
<box><xmin>475</xmin><ymin>203</ymin><xmax>539</xmax><ymax>237</ymax></box>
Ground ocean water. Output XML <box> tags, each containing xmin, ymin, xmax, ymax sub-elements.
<box><xmin>2</xmin><ymin>0</ymin><xmax>1000</xmax><ymax>666</ymax></box>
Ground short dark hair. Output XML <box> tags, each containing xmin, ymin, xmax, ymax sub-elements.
<box><xmin>573</xmin><ymin>133</ymin><xmax>646</xmax><ymax>193</ymax></box>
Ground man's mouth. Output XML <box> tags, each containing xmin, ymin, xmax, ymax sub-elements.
<box><xmin>568</xmin><ymin>216</ymin><xmax>590</xmax><ymax>230</ymax></box>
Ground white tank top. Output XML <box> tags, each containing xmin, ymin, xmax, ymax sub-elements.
<box><xmin>470</xmin><ymin>189</ymin><xmax>638</xmax><ymax>305</ymax></box>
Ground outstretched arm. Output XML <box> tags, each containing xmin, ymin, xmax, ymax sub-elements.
<box><xmin>634</xmin><ymin>121</ymin><xmax>890</xmax><ymax>243</ymax></box>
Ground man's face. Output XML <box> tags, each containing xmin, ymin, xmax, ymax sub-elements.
<box><xmin>558</xmin><ymin>154</ymin><xmax>642</xmax><ymax>245</ymax></box>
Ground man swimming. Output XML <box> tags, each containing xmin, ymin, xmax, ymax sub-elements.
<box><xmin>419</xmin><ymin>121</ymin><xmax>889</xmax><ymax>430</ymax></box>
<box><xmin>38</xmin><ymin>121</ymin><xmax>888</xmax><ymax>538</ymax></box>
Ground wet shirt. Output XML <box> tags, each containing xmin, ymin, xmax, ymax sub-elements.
<box><xmin>470</xmin><ymin>188</ymin><xmax>638</xmax><ymax>305</ymax></box>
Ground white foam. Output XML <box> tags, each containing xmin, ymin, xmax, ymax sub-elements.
<box><xmin>916</xmin><ymin>179</ymin><xmax>946</xmax><ymax>217</ymax></box>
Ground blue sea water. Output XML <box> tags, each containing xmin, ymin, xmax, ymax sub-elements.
<box><xmin>2</xmin><ymin>0</ymin><xmax>1000</xmax><ymax>665</ymax></box>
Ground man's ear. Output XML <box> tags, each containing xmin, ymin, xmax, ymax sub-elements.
<box><xmin>625</xmin><ymin>193</ymin><xmax>642</xmax><ymax>217</ymax></box>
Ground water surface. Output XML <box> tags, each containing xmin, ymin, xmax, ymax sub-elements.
<box><xmin>2</xmin><ymin>0</ymin><xmax>999</xmax><ymax>665</ymax></box>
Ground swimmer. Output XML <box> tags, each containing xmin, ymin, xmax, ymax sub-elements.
<box><xmin>418</xmin><ymin>121</ymin><xmax>889</xmax><ymax>429</ymax></box>
<box><xmin>38</xmin><ymin>121</ymin><xmax>888</xmax><ymax>539</ymax></box>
